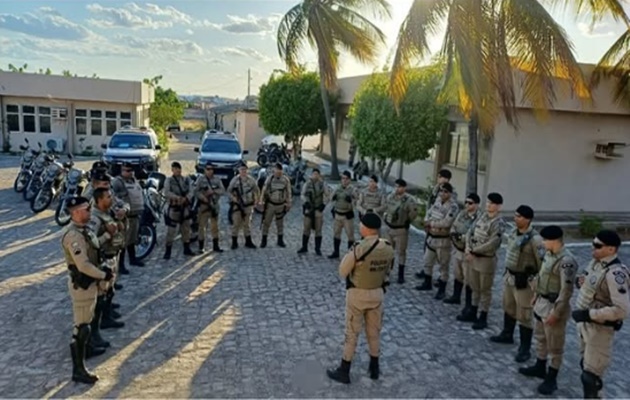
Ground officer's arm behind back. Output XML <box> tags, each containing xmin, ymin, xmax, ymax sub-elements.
<box><xmin>551</xmin><ymin>259</ymin><xmax>576</xmax><ymax>318</ymax></box>
<box><xmin>64</xmin><ymin>231</ymin><xmax>106</xmax><ymax>279</ymax></box>
<box><xmin>591</xmin><ymin>267</ymin><xmax>630</xmax><ymax>322</ymax></box>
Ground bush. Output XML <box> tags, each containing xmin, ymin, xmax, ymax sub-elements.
<box><xmin>155</xmin><ymin>127</ymin><xmax>170</xmax><ymax>153</ymax></box>
<box><xmin>579</xmin><ymin>213</ymin><xmax>603</xmax><ymax>237</ymax></box>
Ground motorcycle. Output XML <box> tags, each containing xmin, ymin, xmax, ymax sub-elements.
<box><xmin>54</xmin><ymin>156</ymin><xmax>88</xmax><ymax>226</ymax></box>
<box><xmin>256</xmin><ymin>143</ymin><xmax>291</xmax><ymax>167</ymax></box>
<box><xmin>22</xmin><ymin>146</ymin><xmax>50</xmax><ymax>202</ymax></box>
<box><xmin>13</xmin><ymin>139</ymin><xmax>39</xmax><ymax>193</ymax></box>
<box><xmin>135</xmin><ymin>172</ymin><xmax>167</xmax><ymax>261</ymax></box>
<box><xmin>30</xmin><ymin>153</ymin><xmax>69</xmax><ymax>213</ymax></box>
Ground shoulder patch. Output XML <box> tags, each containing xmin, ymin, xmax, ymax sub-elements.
<box><xmin>619</xmin><ymin>287</ymin><xmax>627</xmax><ymax>294</ymax></box>
<box><xmin>614</xmin><ymin>274</ymin><xmax>626</xmax><ymax>285</ymax></box>
<box><xmin>561</xmin><ymin>263</ymin><xmax>575</xmax><ymax>269</ymax></box>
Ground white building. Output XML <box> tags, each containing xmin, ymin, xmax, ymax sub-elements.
<box><xmin>0</xmin><ymin>71</ymin><xmax>153</xmax><ymax>155</ymax></box>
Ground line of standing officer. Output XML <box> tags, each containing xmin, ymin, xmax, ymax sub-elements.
<box><xmin>194</xmin><ymin>161</ymin><xmax>225</xmax><ymax>253</ymax></box>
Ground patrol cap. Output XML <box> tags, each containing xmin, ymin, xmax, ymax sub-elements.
<box><xmin>540</xmin><ymin>225</ymin><xmax>563</xmax><ymax>240</ymax></box>
<box><xmin>122</xmin><ymin>161</ymin><xmax>134</xmax><ymax>169</ymax></box>
<box><xmin>360</xmin><ymin>212</ymin><xmax>382</xmax><ymax>230</ymax></box>
<box><xmin>342</xmin><ymin>170</ymin><xmax>352</xmax><ymax>179</ymax></box>
<box><xmin>440</xmin><ymin>183</ymin><xmax>453</xmax><ymax>193</ymax></box>
<box><xmin>205</xmin><ymin>161</ymin><xmax>215</xmax><ymax>169</ymax></box>
<box><xmin>438</xmin><ymin>169</ymin><xmax>452</xmax><ymax>179</ymax></box>
<box><xmin>67</xmin><ymin>196</ymin><xmax>90</xmax><ymax>211</ymax></box>
<box><xmin>93</xmin><ymin>172</ymin><xmax>111</xmax><ymax>182</ymax></box>
<box><xmin>466</xmin><ymin>193</ymin><xmax>481</xmax><ymax>204</ymax></box>
<box><xmin>395</xmin><ymin>179</ymin><xmax>407</xmax><ymax>187</ymax></box>
<box><xmin>274</xmin><ymin>162</ymin><xmax>283</xmax><ymax>170</ymax></box>
<box><xmin>312</xmin><ymin>168</ymin><xmax>321</xmax><ymax>174</ymax></box>
<box><xmin>171</xmin><ymin>161</ymin><xmax>182</xmax><ymax>169</ymax></box>
<box><xmin>370</xmin><ymin>175</ymin><xmax>378</xmax><ymax>183</ymax></box>
<box><xmin>238</xmin><ymin>161</ymin><xmax>248</xmax><ymax>169</ymax></box>
<box><xmin>92</xmin><ymin>161</ymin><xmax>107</xmax><ymax>171</ymax></box>
<box><xmin>516</xmin><ymin>205</ymin><xmax>534</xmax><ymax>220</ymax></box>
<box><xmin>487</xmin><ymin>192</ymin><xmax>503</xmax><ymax>205</ymax></box>
<box><xmin>595</xmin><ymin>230</ymin><xmax>621</xmax><ymax>248</ymax></box>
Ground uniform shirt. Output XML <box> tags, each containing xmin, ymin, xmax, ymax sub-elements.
<box><xmin>88</xmin><ymin>207</ymin><xmax>125</xmax><ymax>255</ymax></box>
<box><xmin>112</xmin><ymin>176</ymin><xmax>144</xmax><ymax>215</ymax></box>
<box><xmin>164</xmin><ymin>175</ymin><xmax>194</xmax><ymax>203</ymax></box>
<box><xmin>503</xmin><ymin>226</ymin><xmax>543</xmax><ymax>273</ymax></box>
<box><xmin>339</xmin><ymin>235</ymin><xmax>395</xmax><ymax>291</ymax></box>
<box><xmin>576</xmin><ymin>255</ymin><xmax>630</xmax><ymax>323</ymax></box>
<box><xmin>62</xmin><ymin>222</ymin><xmax>107</xmax><ymax>280</ymax></box>
<box><xmin>262</xmin><ymin>174</ymin><xmax>292</xmax><ymax>205</ymax></box>
<box><xmin>465</xmin><ymin>212</ymin><xmax>505</xmax><ymax>257</ymax></box>
<box><xmin>194</xmin><ymin>174</ymin><xmax>225</xmax><ymax>210</ymax></box>
<box><xmin>301</xmin><ymin>179</ymin><xmax>328</xmax><ymax>209</ymax></box>
<box><xmin>450</xmin><ymin>210</ymin><xmax>479</xmax><ymax>251</ymax></box>
<box><xmin>426</xmin><ymin>197</ymin><xmax>459</xmax><ymax>237</ymax></box>
<box><xmin>383</xmin><ymin>192</ymin><xmax>418</xmax><ymax>228</ymax></box>
<box><xmin>356</xmin><ymin>188</ymin><xmax>386</xmax><ymax>215</ymax></box>
<box><xmin>332</xmin><ymin>184</ymin><xmax>355</xmax><ymax>214</ymax></box>
<box><xmin>227</xmin><ymin>174</ymin><xmax>260</xmax><ymax>205</ymax></box>
<box><xmin>533</xmin><ymin>247</ymin><xmax>577</xmax><ymax>319</ymax></box>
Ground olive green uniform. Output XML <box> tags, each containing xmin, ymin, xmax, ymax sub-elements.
<box><xmin>112</xmin><ymin>176</ymin><xmax>144</xmax><ymax>246</ymax></box>
<box><xmin>164</xmin><ymin>175</ymin><xmax>194</xmax><ymax>245</ymax></box>
<box><xmin>356</xmin><ymin>188</ymin><xmax>386</xmax><ymax>218</ymax></box>
<box><xmin>261</xmin><ymin>174</ymin><xmax>292</xmax><ymax>236</ymax></box>
<box><xmin>575</xmin><ymin>256</ymin><xmax>630</xmax><ymax>398</ymax></box>
<box><xmin>331</xmin><ymin>183</ymin><xmax>356</xmax><ymax>246</ymax></box>
<box><xmin>227</xmin><ymin>174</ymin><xmax>260</xmax><ymax>238</ymax></box>
<box><xmin>194</xmin><ymin>174</ymin><xmax>225</xmax><ymax>240</ymax></box>
<box><xmin>339</xmin><ymin>235</ymin><xmax>395</xmax><ymax>361</ymax></box>
<box><xmin>383</xmin><ymin>192</ymin><xmax>417</xmax><ymax>282</ymax></box>
<box><xmin>423</xmin><ymin>198</ymin><xmax>459</xmax><ymax>282</ymax></box>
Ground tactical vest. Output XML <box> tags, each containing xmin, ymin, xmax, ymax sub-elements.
<box><xmin>233</xmin><ymin>176</ymin><xmax>256</xmax><ymax>205</ymax></box>
<box><xmin>470</xmin><ymin>213</ymin><xmax>501</xmax><ymax>253</ymax></box>
<box><xmin>303</xmin><ymin>180</ymin><xmax>325</xmax><ymax>208</ymax></box>
<box><xmin>385</xmin><ymin>194</ymin><xmax>410</xmax><ymax>227</ymax></box>
<box><xmin>504</xmin><ymin>228</ymin><xmax>539</xmax><ymax>272</ymax></box>
<box><xmin>360</xmin><ymin>189</ymin><xmax>383</xmax><ymax>212</ymax></box>
<box><xmin>265</xmin><ymin>175</ymin><xmax>289</xmax><ymax>204</ymax></box>
<box><xmin>92</xmin><ymin>209</ymin><xmax>125</xmax><ymax>254</ymax></box>
<box><xmin>427</xmin><ymin>199</ymin><xmax>457</xmax><ymax>237</ymax></box>
<box><xmin>536</xmin><ymin>252</ymin><xmax>564</xmax><ymax>296</ymax></box>
<box><xmin>333</xmin><ymin>185</ymin><xmax>354</xmax><ymax>213</ymax></box>
<box><xmin>575</xmin><ymin>259</ymin><xmax>622</xmax><ymax>310</ymax></box>
<box><xmin>349</xmin><ymin>239</ymin><xmax>393</xmax><ymax>289</ymax></box>
<box><xmin>451</xmin><ymin>210</ymin><xmax>477</xmax><ymax>250</ymax></box>
<box><xmin>116</xmin><ymin>177</ymin><xmax>144</xmax><ymax>215</ymax></box>
<box><xmin>168</xmin><ymin>176</ymin><xmax>190</xmax><ymax>196</ymax></box>
<box><xmin>62</xmin><ymin>225</ymin><xmax>100</xmax><ymax>266</ymax></box>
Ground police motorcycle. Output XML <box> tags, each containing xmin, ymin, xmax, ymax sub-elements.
<box><xmin>286</xmin><ymin>155</ymin><xmax>307</xmax><ymax>196</ymax></box>
<box><xmin>13</xmin><ymin>138</ymin><xmax>39</xmax><ymax>193</ymax></box>
<box><xmin>31</xmin><ymin>153</ymin><xmax>71</xmax><ymax>213</ymax></box>
<box><xmin>134</xmin><ymin>172</ymin><xmax>167</xmax><ymax>261</ymax></box>
<box><xmin>22</xmin><ymin>146</ymin><xmax>53</xmax><ymax>202</ymax></box>
<box><xmin>54</xmin><ymin>156</ymin><xmax>89</xmax><ymax>226</ymax></box>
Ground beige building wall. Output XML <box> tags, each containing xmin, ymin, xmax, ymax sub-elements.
<box><xmin>237</xmin><ymin>111</ymin><xmax>267</xmax><ymax>154</ymax></box>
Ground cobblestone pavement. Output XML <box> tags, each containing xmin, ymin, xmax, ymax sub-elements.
<box><xmin>0</xmin><ymin>135</ymin><xmax>629</xmax><ymax>399</ymax></box>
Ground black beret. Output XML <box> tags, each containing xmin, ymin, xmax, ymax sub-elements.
<box><xmin>238</xmin><ymin>161</ymin><xmax>248</xmax><ymax>169</ymax></box>
<box><xmin>342</xmin><ymin>171</ymin><xmax>352</xmax><ymax>178</ymax></box>
<box><xmin>438</xmin><ymin>169</ymin><xmax>452</xmax><ymax>179</ymax></box>
<box><xmin>360</xmin><ymin>212</ymin><xmax>381</xmax><ymax>229</ymax></box>
<box><xmin>171</xmin><ymin>161</ymin><xmax>182</xmax><ymax>169</ymax></box>
<box><xmin>122</xmin><ymin>162</ymin><xmax>134</xmax><ymax>168</ymax></box>
<box><xmin>67</xmin><ymin>196</ymin><xmax>90</xmax><ymax>211</ymax></box>
<box><xmin>516</xmin><ymin>205</ymin><xmax>534</xmax><ymax>220</ymax></box>
<box><xmin>395</xmin><ymin>179</ymin><xmax>407</xmax><ymax>187</ymax></box>
<box><xmin>312</xmin><ymin>168</ymin><xmax>321</xmax><ymax>174</ymax></box>
<box><xmin>370</xmin><ymin>175</ymin><xmax>378</xmax><ymax>183</ymax></box>
<box><xmin>596</xmin><ymin>230</ymin><xmax>621</xmax><ymax>247</ymax></box>
<box><xmin>467</xmin><ymin>193</ymin><xmax>481</xmax><ymax>204</ymax></box>
<box><xmin>274</xmin><ymin>162</ymin><xmax>283</xmax><ymax>170</ymax></box>
<box><xmin>93</xmin><ymin>173</ymin><xmax>111</xmax><ymax>182</ymax></box>
<box><xmin>205</xmin><ymin>161</ymin><xmax>214</xmax><ymax>168</ymax></box>
<box><xmin>541</xmin><ymin>225</ymin><xmax>563</xmax><ymax>240</ymax></box>
<box><xmin>487</xmin><ymin>192</ymin><xmax>503</xmax><ymax>205</ymax></box>
<box><xmin>92</xmin><ymin>161</ymin><xmax>107</xmax><ymax>170</ymax></box>
<box><xmin>441</xmin><ymin>182</ymin><xmax>453</xmax><ymax>193</ymax></box>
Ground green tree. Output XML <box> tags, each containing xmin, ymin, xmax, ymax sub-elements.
<box><xmin>258</xmin><ymin>69</ymin><xmax>328</xmax><ymax>155</ymax></box>
<box><xmin>143</xmin><ymin>75</ymin><xmax>184</xmax><ymax>151</ymax></box>
<box><xmin>277</xmin><ymin>0</ymin><xmax>391</xmax><ymax>180</ymax></box>
<box><xmin>390</xmin><ymin>0</ymin><xmax>594</xmax><ymax>195</ymax></box>
<box><xmin>350</xmin><ymin>65</ymin><xmax>448</xmax><ymax>182</ymax></box>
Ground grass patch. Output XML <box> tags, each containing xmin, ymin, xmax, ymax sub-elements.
<box><xmin>181</xmin><ymin>119</ymin><xmax>207</xmax><ymax>132</ymax></box>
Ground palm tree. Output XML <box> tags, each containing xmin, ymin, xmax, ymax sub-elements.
<box><xmin>389</xmin><ymin>0</ymin><xmax>603</xmax><ymax>195</ymax></box>
<box><xmin>277</xmin><ymin>0</ymin><xmax>391</xmax><ymax>179</ymax></box>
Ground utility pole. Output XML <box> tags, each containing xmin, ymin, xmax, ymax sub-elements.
<box><xmin>246</xmin><ymin>68</ymin><xmax>251</xmax><ymax>109</ymax></box>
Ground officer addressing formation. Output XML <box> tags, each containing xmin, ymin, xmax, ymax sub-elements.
<box><xmin>58</xmin><ymin>157</ymin><xmax>628</xmax><ymax>398</ymax></box>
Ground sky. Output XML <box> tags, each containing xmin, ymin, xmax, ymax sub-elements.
<box><xmin>0</xmin><ymin>0</ymin><xmax>628</xmax><ymax>99</ymax></box>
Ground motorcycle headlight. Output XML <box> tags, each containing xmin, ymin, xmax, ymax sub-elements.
<box><xmin>68</xmin><ymin>169</ymin><xmax>82</xmax><ymax>182</ymax></box>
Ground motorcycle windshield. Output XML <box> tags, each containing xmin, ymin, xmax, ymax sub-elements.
<box><xmin>67</xmin><ymin>169</ymin><xmax>82</xmax><ymax>183</ymax></box>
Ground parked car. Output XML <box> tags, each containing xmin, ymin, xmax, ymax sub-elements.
<box><xmin>168</xmin><ymin>124</ymin><xmax>181</xmax><ymax>132</ymax></box>
<box><xmin>101</xmin><ymin>127</ymin><xmax>161</xmax><ymax>176</ymax></box>
<box><xmin>194</xmin><ymin>132</ymin><xmax>248</xmax><ymax>185</ymax></box>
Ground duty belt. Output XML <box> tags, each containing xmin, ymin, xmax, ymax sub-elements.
<box><xmin>428</xmin><ymin>233</ymin><xmax>450</xmax><ymax>239</ymax></box>
<box><xmin>385</xmin><ymin>221</ymin><xmax>406</xmax><ymax>229</ymax></box>
<box><xmin>539</xmin><ymin>293</ymin><xmax>559</xmax><ymax>302</ymax></box>
<box><xmin>268</xmin><ymin>200</ymin><xmax>285</xmax><ymax>206</ymax></box>
<box><xmin>470</xmin><ymin>252</ymin><xmax>493</xmax><ymax>258</ymax></box>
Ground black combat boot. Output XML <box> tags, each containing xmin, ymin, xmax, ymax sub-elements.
<box><xmin>315</xmin><ymin>236</ymin><xmax>322</xmax><ymax>256</ymax></box>
<box><xmin>198</xmin><ymin>240</ymin><xmax>205</xmax><ymax>253</ymax></box>
<box><xmin>118</xmin><ymin>251</ymin><xmax>130</xmax><ymax>275</ymax></box>
<box><xmin>326</xmin><ymin>359</ymin><xmax>351</xmax><ymax>384</ymax></box>
<box><xmin>434</xmin><ymin>279</ymin><xmax>447</xmax><ymax>300</ymax></box>
<box><xmin>472</xmin><ymin>311</ymin><xmax>488</xmax><ymax>330</ymax></box>
<box><xmin>278</xmin><ymin>235</ymin><xmax>286</xmax><ymax>248</ymax></box>
<box><xmin>397</xmin><ymin>265</ymin><xmax>405</xmax><ymax>284</ymax></box>
<box><xmin>245</xmin><ymin>236</ymin><xmax>257</xmax><ymax>249</ymax></box>
<box><xmin>415</xmin><ymin>274</ymin><xmax>432</xmax><ymax>291</ymax></box>
<box><xmin>297</xmin><ymin>235</ymin><xmax>309</xmax><ymax>254</ymax></box>
<box><xmin>183</xmin><ymin>242</ymin><xmax>196</xmax><ymax>256</ymax></box>
<box><xmin>538</xmin><ymin>367</ymin><xmax>559</xmax><ymax>395</ymax></box>
<box><xmin>490</xmin><ymin>313</ymin><xmax>516</xmax><ymax>344</ymax></box>
<box><xmin>90</xmin><ymin>296</ymin><xmax>110</xmax><ymax>348</ymax></box>
<box><xmin>260</xmin><ymin>235</ymin><xmax>268</xmax><ymax>248</ymax></box>
<box><xmin>328</xmin><ymin>238</ymin><xmax>341</xmax><ymax>259</ymax></box>
<box><xmin>415</xmin><ymin>270</ymin><xmax>426</xmax><ymax>279</ymax></box>
<box><xmin>444</xmin><ymin>280</ymin><xmax>463</xmax><ymax>304</ymax></box>
<box><xmin>519</xmin><ymin>358</ymin><xmax>547</xmax><ymax>379</ymax></box>
<box><xmin>515</xmin><ymin>325</ymin><xmax>533</xmax><ymax>362</ymax></box>
<box><xmin>457</xmin><ymin>305</ymin><xmax>478</xmax><ymax>323</ymax></box>
<box><xmin>71</xmin><ymin>324</ymin><xmax>99</xmax><ymax>384</ymax></box>
<box><xmin>101</xmin><ymin>290</ymin><xmax>124</xmax><ymax>330</ymax></box>
<box><xmin>212</xmin><ymin>238</ymin><xmax>223</xmax><ymax>253</ymax></box>
<box><xmin>347</xmin><ymin>241</ymin><xmax>353</xmax><ymax>250</ymax></box>
<box><xmin>581</xmin><ymin>371</ymin><xmax>603</xmax><ymax>399</ymax></box>
<box><xmin>368</xmin><ymin>356</ymin><xmax>379</xmax><ymax>380</ymax></box>
<box><xmin>114</xmin><ymin>282</ymin><xmax>123</xmax><ymax>291</ymax></box>
<box><xmin>163</xmin><ymin>245</ymin><xmax>172</xmax><ymax>260</ymax></box>
<box><xmin>231</xmin><ymin>236</ymin><xmax>238</xmax><ymax>250</ymax></box>
<box><xmin>128</xmin><ymin>245</ymin><xmax>144</xmax><ymax>267</ymax></box>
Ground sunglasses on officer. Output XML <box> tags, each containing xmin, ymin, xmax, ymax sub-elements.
<box><xmin>592</xmin><ymin>241</ymin><xmax>604</xmax><ymax>250</ymax></box>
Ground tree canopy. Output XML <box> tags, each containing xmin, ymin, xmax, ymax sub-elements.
<box><xmin>144</xmin><ymin>75</ymin><xmax>184</xmax><ymax>132</ymax></box>
<box><xmin>258</xmin><ymin>69</ymin><xmax>327</xmax><ymax>151</ymax></box>
<box><xmin>350</xmin><ymin>65</ymin><xmax>448</xmax><ymax>181</ymax></box>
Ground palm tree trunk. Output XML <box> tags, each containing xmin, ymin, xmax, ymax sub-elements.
<box><xmin>318</xmin><ymin>72</ymin><xmax>340</xmax><ymax>180</ymax></box>
<box><xmin>466</xmin><ymin>113</ymin><xmax>479</xmax><ymax>196</ymax></box>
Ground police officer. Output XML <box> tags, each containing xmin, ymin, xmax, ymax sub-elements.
<box><xmin>62</xmin><ymin>196</ymin><xmax>114</xmax><ymax>384</ymax></box>
<box><xmin>297</xmin><ymin>168</ymin><xmax>329</xmax><ymax>255</ymax></box>
<box><xmin>572</xmin><ymin>230</ymin><xmax>630</xmax><ymax>399</ymax></box>
<box><xmin>428</xmin><ymin>168</ymin><xmax>458</xmax><ymax>206</ymax></box>
<box><xmin>194</xmin><ymin>162</ymin><xmax>225</xmax><ymax>253</ymax></box>
<box><xmin>458</xmin><ymin>192</ymin><xmax>505</xmax><ymax>329</ymax></box>
<box><xmin>491</xmin><ymin>205</ymin><xmax>543</xmax><ymax>364</ymax></box>
<box><xmin>329</xmin><ymin>171</ymin><xmax>356</xmax><ymax>259</ymax></box>
<box><xmin>416</xmin><ymin>183</ymin><xmax>459</xmax><ymax>299</ymax></box>
<box><xmin>82</xmin><ymin>161</ymin><xmax>109</xmax><ymax>200</ymax></box>
<box><xmin>383</xmin><ymin>178</ymin><xmax>417</xmax><ymax>284</ymax></box>
<box><xmin>356</xmin><ymin>175</ymin><xmax>386</xmax><ymax>219</ymax></box>
<box><xmin>444</xmin><ymin>193</ymin><xmax>480</xmax><ymax>305</ymax></box>
<box><xmin>259</xmin><ymin>162</ymin><xmax>292</xmax><ymax>248</ymax></box>
<box><xmin>227</xmin><ymin>163</ymin><xmax>260</xmax><ymax>249</ymax></box>
<box><xmin>519</xmin><ymin>225</ymin><xmax>577</xmax><ymax>395</ymax></box>
<box><xmin>112</xmin><ymin>162</ymin><xmax>145</xmax><ymax>267</ymax></box>
<box><xmin>163</xmin><ymin>161</ymin><xmax>196</xmax><ymax>259</ymax></box>
<box><xmin>327</xmin><ymin>213</ymin><xmax>395</xmax><ymax>384</ymax></box>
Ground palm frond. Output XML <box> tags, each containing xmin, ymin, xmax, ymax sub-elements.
<box><xmin>592</xmin><ymin>29</ymin><xmax>630</xmax><ymax>102</ymax></box>
<box><xmin>336</xmin><ymin>0</ymin><xmax>392</xmax><ymax>20</ymax></box>
<box><xmin>543</xmin><ymin>0</ymin><xmax>630</xmax><ymax>27</ymax></box>
<box><xmin>308</xmin><ymin>5</ymin><xmax>340</xmax><ymax>89</ymax></box>
<box><xmin>327</xmin><ymin>6</ymin><xmax>386</xmax><ymax>65</ymax></box>
<box><xmin>277</xmin><ymin>4</ymin><xmax>308</xmax><ymax>74</ymax></box>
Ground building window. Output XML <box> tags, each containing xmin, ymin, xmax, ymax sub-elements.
<box><xmin>446</xmin><ymin>122</ymin><xmax>487</xmax><ymax>172</ymax></box>
<box><xmin>22</xmin><ymin>105</ymin><xmax>36</xmax><ymax>133</ymax></box>
<box><xmin>90</xmin><ymin>110</ymin><xmax>102</xmax><ymax>136</ymax></box>
<box><xmin>6</xmin><ymin>104</ymin><xmax>20</xmax><ymax>132</ymax></box>
<box><xmin>76</xmin><ymin>109</ymin><xmax>87</xmax><ymax>135</ymax></box>
<box><xmin>120</xmin><ymin>111</ymin><xmax>131</xmax><ymax>127</ymax></box>
<box><xmin>39</xmin><ymin>107</ymin><xmax>52</xmax><ymax>134</ymax></box>
<box><xmin>105</xmin><ymin>111</ymin><xmax>117</xmax><ymax>136</ymax></box>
